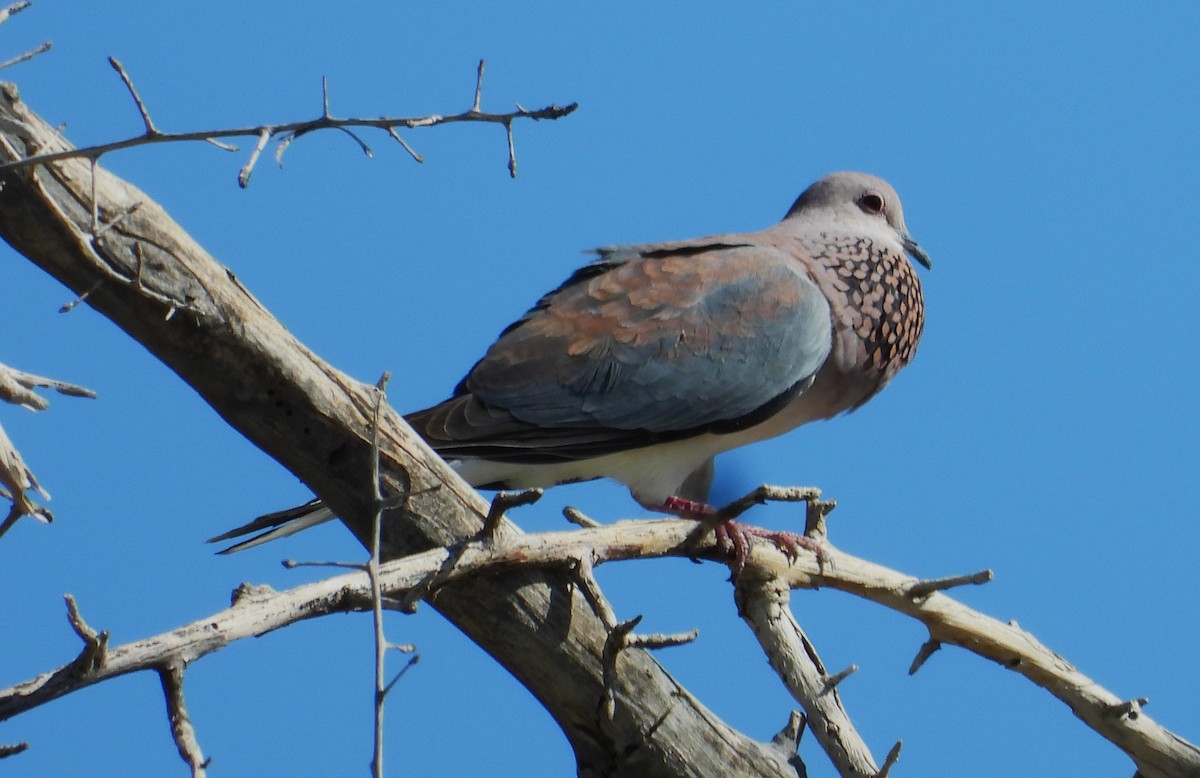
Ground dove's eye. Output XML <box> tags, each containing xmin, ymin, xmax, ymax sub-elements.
<box><xmin>858</xmin><ymin>192</ymin><xmax>885</xmax><ymax>215</ymax></box>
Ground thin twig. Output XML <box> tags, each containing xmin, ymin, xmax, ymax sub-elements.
<box><xmin>0</xmin><ymin>1</ymin><xmax>31</xmax><ymax>25</ymax></box>
<box><xmin>821</xmin><ymin>664</ymin><xmax>858</xmax><ymax>694</ymax></box>
<box><xmin>570</xmin><ymin>555</ymin><xmax>618</xmax><ymax>630</ymax></box>
<box><xmin>770</xmin><ymin>710</ymin><xmax>806</xmax><ymax>752</ymax></box>
<box><xmin>0</xmin><ymin>742</ymin><xmax>28</xmax><ymax>758</ymax></box>
<box><xmin>562</xmin><ymin>505</ymin><xmax>601</xmax><ymax>528</ymax></box>
<box><xmin>64</xmin><ymin>595</ymin><xmax>108</xmax><ymax>673</ymax></box>
<box><xmin>386</xmin><ymin>128</ymin><xmax>423</xmax><ymax>163</ymax></box>
<box><xmin>238</xmin><ymin>128</ymin><xmax>271</xmax><ymax>189</ymax></box>
<box><xmin>369</xmin><ymin>371</ymin><xmax>390</xmax><ymax>778</ymax></box>
<box><xmin>0</xmin><ymin>40</ymin><xmax>50</xmax><ymax>71</ymax></box>
<box><xmin>876</xmin><ymin>741</ymin><xmax>903</xmax><ymax>778</ymax></box>
<box><xmin>381</xmin><ymin>651</ymin><xmax>419</xmax><ymax>697</ymax></box>
<box><xmin>482</xmin><ymin>488</ymin><xmax>542</xmax><ymax>541</ymax></box>
<box><xmin>0</xmin><ymin>61</ymin><xmax>577</xmax><ymax>180</ymax></box>
<box><xmin>907</xmin><ymin>569</ymin><xmax>994</xmax><ymax>600</ymax></box>
<box><xmin>282</xmin><ymin>559</ymin><xmax>365</xmax><ymax>571</ymax></box>
<box><xmin>0</xmin><ymin>363</ymin><xmax>96</xmax><ymax>409</ymax></box>
<box><xmin>108</xmin><ymin>57</ymin><xmax>157</xmax><ymax>135</ymax></box>
<box><xmin>93</xmin><ymin>201</ymin><xmax>142</xmax><ymax>239</ymax></box>
<box><xmin>625</xmin><ymin>629</ymin><xmax>699</xmax><ymax>650</ymax></box>
<box><xmin>471</xmin><ymin>60</ymin><xmax>485</xmax><ymax>113</ymax></box>
<box><xmin>908</xmin><ymin>638</ymin><xmax>942</xmax><ymax>676</ymax></box>
<box><xmin>504</xmin><ymin>120</ymin><xmax>517</xmax><ymax>178</ymax></box>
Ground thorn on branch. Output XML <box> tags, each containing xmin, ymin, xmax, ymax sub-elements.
<box><xmin>203</xmin><ymin>137</ymin><xmax>238</xmax><ymax>152</ymax></box>
<box><xmin>0</xmin><ymin>742</ymin><xmax>29</xmax><ymax>759</ymax></box>
<box><xmin>1107</xmin><ymin>697</ymin><xmax>1150</xmax><ymax>720</ymax></box>
<box><xmin>0</xmin><ymin>1</ymin><xmax>31</xmax><ymax>25</ymax></box>
<box><xmin>624</xmin><ymin>628</ymin><xmax>699</xmax><ymax>650</ymax></box>
<box><xmin>228</xmin><ymin>582</ymin><xmax>276</xmax><ymax>607</ymax></box>
<box><xmin>0</xmin><ymin>40</ymin><xmax>50</xmax><ymax>71</ymax></box>
<box><xmin>471</xmin><ymin>59</ymin><xmax>485</xmax><ymax>113</ymax></box>
<box><xmin>562</xmin><ymin>505</ymin><xmax>600</xmax><ymax>528</ymax></box>
<box><xmin>238</xmin><ymin>128</ymin><xmax>271</xmax><ymax>188</ymax></box>
<box><xmin>92</xmin><ymin>201</ymin><xmax>142</xmax><ymax>240</ymax></box>
<box><xmin>600</xmin><ymin>615</ymin><xmax>642</xmax><ymax>720</ymax></box>
<box><xmin>482</xmin><ymin>488</ymin><xmax>542</xmax><ymax>541</ymax></box>
<box><xmin>804</xmin><ymin>497</ymin><xmax>836</xmax><ymax>540</ymax></box>
<box><xmin>771</xmin><ymin>710</ymin><xmax>806</xmax><ymax>752</ymax></box>
<box><xmin>0</xmin><ymin>363</ymin><xmax>96</xmax><ymax>409</ymax></box>
<box><xmin>386</xmin><ymin>128</ymin><xmax>423</xmax><ymax>163</ymax></box>
<box><xmin>64</xmin><ymin>594</ymin><xmax>108</xmax><ymax>673</ymax></box>
<box><xmin>380</xmin><ymin>652</ymin><xmax>420</xmax><ymax>698</ymax></box>
<box><xmin>908</xmin><ymin>638</ymin><xmax>942</xmax><ymax>676</ymax></box>
<box><xmin>334</xmin><ymin>126</ymin><xmax>373</xmax><ymax>158</ymax></box>
<box><xmin>504</xmin><ymin>120</ymin><xmax>517</xmax><ymax>178</ymax></box>
<box><xmin>876</xmin><ymin>740</ymin><xmax>903</xmax><ymax>778</ymax></box>
<box><xmin>282</xmin><ymin>558</ymin><xmax>366</xmax><ymax>571</ymax></box>
<box><xmin>568</xmin><ymin>555</ymin><xmax>616</xmax><ymax>629</ymax></box>
<box><xmin>821</xmin><ymin>664</ymin><xmax>858</xmax><ymax>694</ymax></box>
<box><xmin>108</xmin><ymin>57</ymin><xmax>158</xmax><ymax>136</ymax></box>
<box><xmin>906</xmin><ymin>569</ymin><xmax>994</xmax><ymax>600</ymax></box>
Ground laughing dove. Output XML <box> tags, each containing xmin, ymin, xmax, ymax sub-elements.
<box><xmin>212</xmin><ymin>171</ymin><xmax>929</xmax><ymax>555</ymax></box>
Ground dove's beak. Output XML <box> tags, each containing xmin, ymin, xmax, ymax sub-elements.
<box><xmin>902</xmin><ymin>233</ymin><xmax>932</xmax><ymax>270</ymax></box>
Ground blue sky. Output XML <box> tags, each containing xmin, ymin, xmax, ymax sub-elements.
<box><xmin>3</xmin><ymin>2</ymin><xmax>1199</xmax><ymax>776</ymax></box>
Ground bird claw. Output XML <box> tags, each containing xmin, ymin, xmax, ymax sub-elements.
<box><xmin>645</xmin><ymin>495</ymin><xmax>826</xmax><ymax>576</ymax></box>
<box><xmin>715</xmin><ymin>519</ymin><xmax>824</xmax><ymax>576</ymax></box>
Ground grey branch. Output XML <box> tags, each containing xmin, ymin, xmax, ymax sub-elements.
<box><xmin>2</xmin><ymin>520</ymin><xmax>1198</xmax><ymax>776</ymax></box>
<box><xmin>0</xmin><ymin>362</ymin><xmax>95</xmax><ymax>411</ymax></box>
<box><xmin>0</xmin><ymin>1</ymin><xmax>50</xmax><ymax>72</ymax></box>
<box><xmin>0</xmin><ymin>60</ymin><xmax>577</xmax><ymax>183</ymax></box>
<box><xmin>736</xmin><ymin>576</ymin><xmax>880</xmax><ymax>777</ymax></box>
<box><xmin>0</xmin><ymin>362</ymin><xmax>96</xmax><ymax>539</ymax></box>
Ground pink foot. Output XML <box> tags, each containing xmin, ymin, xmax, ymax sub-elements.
<box><xmin>641</xmin><ymin>496</ymin><xmax>819</xmax><ymax>575</ymax></box>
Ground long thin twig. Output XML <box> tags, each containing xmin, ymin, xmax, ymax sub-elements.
<box><xmin>369</xmin><ymin>372</ymin><xmax>390</xmax><ymax>778</ymax></box>
<box><xmin>0</xmin><ymin>60</ymin><xmax>577</xmax><ymax>180</ymax></box>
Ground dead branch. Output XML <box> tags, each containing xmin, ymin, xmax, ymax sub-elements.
<box><xmin>735</xmin><ymin>575</ymin><xmax>879</xmax><ymax>777</ymax></box>
<box><xmin>0</xmin><ymin>361</ymin><xmax>95</xmax><ymax>411</ymax></box>
<box><xmin>4</xmin><ymin>519</ymin><xmax>1196</xmax><ymax>776</ymax></box>
<box><xmin>0</xmin><ymin>363</ymin><xmax>96</xmax><ymax>538</ymax></box>
<box><xmin>0</xmin><ymin>59</ymin><xmax>577</xmax><ymax>185</ymax></box>
<box><xmin>0</xmin><ymin>2</ymin><xmax>50</xmax><ymax>72</ymax></box>
<box><xmin>0</xmin><ymin>419</ymin><xmax>50</xmax><ymax>536</ymax></box>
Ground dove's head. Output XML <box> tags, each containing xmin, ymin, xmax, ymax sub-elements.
<box><xmin>784</xmin><ymin>172</ymin><xmax>931</xmax><ymax>269</ymax></box>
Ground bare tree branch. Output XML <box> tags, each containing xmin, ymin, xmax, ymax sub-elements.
<box><xmin>735</xmin><ymin>575</ymin><xmax>879</xmax><ymax>777</ymax></box>
<box><xmin>0</xmin><ymin>1</ymin><xmax>50</xmax><ymax>72</ymax></box>
<box><xmin>0</xmin><ymin>361</ymin><xmax>95</xmax><ymax>410</ymax></box>
<box><xmin>5</xmin><ymin>519</ymin><xmax>1196</xmax><ymax>776</ymax></box>
<box><xmin>0</xmin><ymin>59</ymin><xmax>577</xmax><ymax>183</ymax></box>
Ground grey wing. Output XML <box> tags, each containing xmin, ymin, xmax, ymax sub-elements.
<box><xmin>409</xmin><ymin>241</ymin><xmax>832</xmax><ymax>459</ymax></box>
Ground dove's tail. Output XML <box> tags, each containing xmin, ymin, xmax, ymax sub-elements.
<box><xmin>208</xmin><ymin>499</ymin><xmax>336</xmax><ymax>554</ymax></box>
